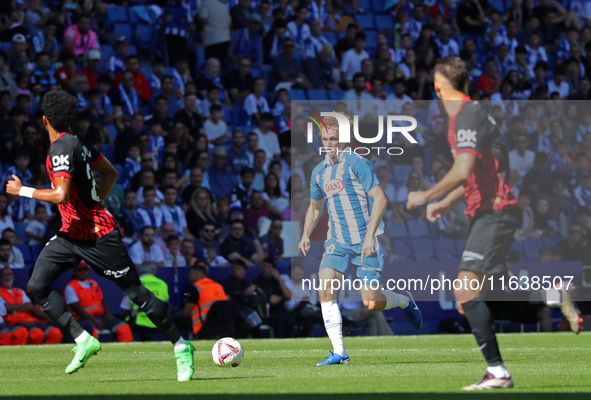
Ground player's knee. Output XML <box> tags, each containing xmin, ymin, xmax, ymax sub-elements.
<box><xmin>124</xmin><ymin>284</ymin><xmax>153</xmax><ymax>306</ymax></box>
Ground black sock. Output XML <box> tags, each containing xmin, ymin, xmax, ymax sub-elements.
<box><xmin>125</xmin><ymin>284</ymin><xmax>181</xmax><ymax>344</ymax></box>
<box><xmin>462</xmin><ymin>299</ymin><xmax>503</xmax><ymax>366</ymax></box>
<box><xmin>41</xmin><ymin>291</ymin><xmax>86</xmax><ymax>339</ymax></box>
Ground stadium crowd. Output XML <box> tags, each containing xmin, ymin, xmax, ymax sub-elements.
<box><xmin>1</xmin><ymin>0</ymin><xmax>591</xmax><ymax>344</ymax></box>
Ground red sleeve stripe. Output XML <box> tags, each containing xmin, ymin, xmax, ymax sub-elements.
<box><xmin>456</xmin><ymin>148</ymin><xmax>479</xmax><ymax>156</ymax></box>
<box><xmin>53</xmin><ymin>172</ymin><xmax>73</xmax><ymax>179</ymax></box>
<box><xmin>91</xmin><ymin>153</ymin><xmax>104</xmax><ymax>166</ymax></box>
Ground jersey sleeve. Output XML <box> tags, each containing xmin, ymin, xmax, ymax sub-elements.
<box><xmin>310</xmin><ymin>166</ymin><xmax>323</xmax><ymax>201</ymax></box>
<box><xmin>352</xmin><ymin>157</ymin><xmax>380</xmax><ymax>194</ymax></box>
<box><xmin>454</xmin><ymin>105</ymin><xmax>494</xmax><ymax>156</ymax></box>
<box><xmin>87</xmin><ymin>140</ymin><xmax>104</xmax><ymax>166</ymax></box>
<box><xmin>49</xmin><ymin>139</ymin><xmax>76</xmax><ymax>179</ymax></box>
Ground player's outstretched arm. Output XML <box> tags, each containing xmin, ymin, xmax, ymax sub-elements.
<box><xmin>299</xmin><ymin>198</ymin><xmax>323</xmax><ymax>256</ymax></box>
<box><xmin>407</xmin><ymin>152</ymin><xmax>476</xmax><ymax>210</ymax></box>
<box><xmin>92</xmin><ymin>156</ymin><xmax>119</xmax><ymax>201</ymax></box>
<box><xmin>6</xmin><ymin>174</ymin><xmax>71</xmax><ymax>204</ymax></box>
<box><xmin>426</xmin><ymin>185</ymin><xmax>465</xmax><ymax>224</ymax></box>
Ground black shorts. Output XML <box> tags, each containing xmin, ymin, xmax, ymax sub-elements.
<box><xmin>33</xmin><ymin>229</ymin><xmax>141</xmax><ymax>290</ymax></box>
<box><xmin>459</xmin><ymin>209</ymin><xmax>522</xmax><ymax>276</ymax></box>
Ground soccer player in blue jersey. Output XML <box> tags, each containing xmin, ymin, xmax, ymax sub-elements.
<box><xmin>298</xmin><ymin>112</ymin><xmax>422</xmax><ymax>366</ymax></box>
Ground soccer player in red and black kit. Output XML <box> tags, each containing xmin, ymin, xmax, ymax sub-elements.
<box><xmin>5</xmin><ymin>90</ymin><xmax>195</xmax><ymax>381</ymax></box>
<box><xmin>406</xmin><ymin>57</ymin><xmax>581</xmax><ymax>390</ymax></box>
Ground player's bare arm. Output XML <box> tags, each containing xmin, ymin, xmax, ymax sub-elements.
<box><xmin>406</xmin><ymin>152</ymin><xmax>476</xmax><ymax>210</ymax></box>
<box><xmin>361</xmin><ymin>185</ymin><xmax>387</xmax><ymax>262</ymax></box>
<box><xmin>91</xmin><ymin>156</ymin><xmax>119</xmax><ymax>201</ymax></box>
<box><xmin>426</xmin><ymin>185</ymin><xmax>465</xmax><ymax>223</ymax></box>
<box><xmin>299</xmin><ymin>198</ymin><xmax>323</xmax><ymax>256</ymax></box>
<box><xmin>6</xmin><ymin>174</ymin><xmax>71</xmax><ymax>205</ymax></box>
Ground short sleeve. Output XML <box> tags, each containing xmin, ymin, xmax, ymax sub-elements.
<box><xmin>310</xmin><ymin>167</ymin><xmax>323</xmax><ymax>201</ymax></box>
<box><xmin>49</xmin><ymin>140</ymin><xmax>75</xmax><ymax>179</ymax></box>
<box><xmin>87</xmin><ymin>139</ymin><xmax>104</xmax><ymax>165</ymax></box>
<box><xmin>454</xmin><ymin>104</ymin><xmax>494</xmax><ymax>156</ymax></box>
<box><xmin>353</xmin><ymin>157</ymin><xmax>379</xmax><ymax>194</ymax></box>
<box><xmin>64</xmin><ymin>285</ymin><xmax>79</xmax><ymax>305</ymax></box>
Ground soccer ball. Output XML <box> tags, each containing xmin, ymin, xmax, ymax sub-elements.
<box><xmin>212</xmin><ymin>337</ymin><xmax>244</xmax><ymax>367</ymax></box>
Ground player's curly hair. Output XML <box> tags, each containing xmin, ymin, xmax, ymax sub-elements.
<box><xmin>41</xmin><ymin>89</ymin><xmax>78</xmax><ymax>133</ymax></box>
<box><xmin>322</xmin><ymin>110</ymin><xmax>353</xmax><ymax>134</ymax></box>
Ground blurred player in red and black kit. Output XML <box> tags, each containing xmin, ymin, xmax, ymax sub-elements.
<box><xmin>406</xmin><ymin>56</ymin><xmax>581</xmax><ymax>390</ymax></box>
<box><xmin>6</xmin><ymin>90</ymin><xmax>195</xmax><ymax>382</ymax></box>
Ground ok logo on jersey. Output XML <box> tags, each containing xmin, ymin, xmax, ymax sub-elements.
<box><xmin>52</xmin><ymin>155</ymin><xmax>70</xmax><ymax>171</ymax></box>
<box><xmin>457</xmin><ymin>129</ymin><xmax>477</xmax><ymax>148</ymax></box>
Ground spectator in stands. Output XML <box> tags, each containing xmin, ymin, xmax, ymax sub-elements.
<box><xmin>259</xmin><ymin>218</ymin><xmax>284</xmax><ymax>263</ymax></box>
<box><xmin>271</xmin><ymin>37</ymin><xmax>313</xmax><ymax>90</ymax></box>
<box><xmin>162</xmin><ymin>0</ymin><xmax>190</xmax><ymax>66</ymax></box>
<box><xmin>1</xmin><ymin>150</ymin><xmax>32</xmax><ymax>192</ymax></box>
<box><xmin>161</xmin><ymin>186</ymin><xmax>191</xmax><ymax>239</ymax></box>
<box><xmin>0</xmin><ymin>54</ymin><xmax>16</xmax><ymax>98</ymax></box>
<box><xmin>548</xmin><ymin>65</ymin><xmax>570</xmax><ymax>99</ymax></box>
<box><xmin>573</xmin><ymin>172</ymin><xmax>591</xmax><ymax>211</ymax></box>
<box><xmin>110</xmin><ymin>70</ymin><xmax>141</xmax><ymax>118</ymax></box>
<box><xmin>303</xmin><ymin>44</ymin><xmax>337</xmax><ymax>90</ymax></box>
<box><xmin>553</xmin><ymin>224</ymin><xmax>586</xmax><ymax>261</ymax></box>
<box><xmin>180</xmin><ymin>239</ymin><xmax>198</xmax><ymax>267</ymax></box>
<box><xmin>532</xmin><ymin>197</ymin><xmax>558</xmax><ymax>237</ymax></box>
<box><xmin>230</xmin><ymin>167</ymin><xmax>256</xmax><ymax>210</ymax></box>
<box><xmin>223</xmin><ymin>259</ymin><xmax>265</xmax><ymax>335</ymax></box>
<box><xmin>203</xmin><ymin>105</ymin><xmax>229</xmax><ymax>145</ymax></box>
<box><xmin>31</xmin><ymin>19</ymin><xmax>59</xmax><ymax>63</ymax></box>
<box><xmin>163</xmin><ymin>234</ymin><xmax>185</xmax><ymax>268</ymax></box>
<box><xmin>7</xmin><ymin>34</ymin><xmax>30</xmax><ymax>77</ymax></box>
<box><xmin>571</xmin><ymin>133</ymin><xmax>591</xmax><ymax>168</ymax></box>
<box><xmin>0</xmin><ymin>267</ymin><xmax>62</xmax><ymax>344</ymax></box>
<box><xmin>1</xmin><ymin>229</ymin><xmax>23</xmax><ymax>269</ymax></box>
<box><xmin>221</xmin><ymin>219</ymin><xmax>263</xmax><ymax>266</ymax></box>
<box><xmin>303</xmin><ymin>19</ymin><xmax>330</xmax><ymax>61</ymax></box>
<box><xmin>174</xmin><ymin>94</ymin><xmax>203</xmax><ymax>137</ymax></box>
<box><xmin>129</xmin><ymin>226</ymin><xmax>165</xmax><ymax>267</ymax></box>
<box><xmin>24</xmin><ymin>204</ymin><xmax>47</xmax><ymax>246</ymax></box>
<box><xmin>226</xmin><ymin>58</ymin><xmax>254</xmax><ymax>105</ymax></box>
<box><xmin>0</xmin><ymin>296</ymin><xmax>28</xmax><ymax>345</ymax></box>
<box><xmin>199</xmin><ymin>0</ymin><xmax>232</xmax><ymax>66</ymax></box>
<box><xmin>263</xmin><ymin>19</ymin><xmax>290</xmax><ymax>65</ymax></box>
<box><xmin>194</xmin><ymin>222</ymin><xmax>220</xmax><ymax>260</ymax></box>
<box><xmin>226</xmin><ymin>130</ymin><xmax>249</xmax><ymax>176</ymax></box>
<box><xmin>251</xmin><ymin>149</ymin><xmax>268</xmax><ymax>191</ymax></box>
<box><xmin>186</xmin><ymin>188</ymin><xmax>218</xmax><ymax>238</ymax></box>
<box><xmin>334</xmin><ymin>23</ymin><xmax>358</xmax><ymax>61</ymax></box>
<box><xmin>138</xmin><ymin>186</ymin><xmax>165</xmax><ymax>229</ymax></box>
<box><xmin>181</xmin><ymin>166</ymin><xmax>208</xmax><ymax>205</ymax></box>
<box><xmin>538</xmin><ymin>247</ymin><xmax>555</xmax><ymax>262</ymax></box>
<box><xmin>0</xmin><ymin>194</ymin><xmax>15</xmax><ymax>238</ymax></box>
<box><xmin>229</xmin><ymin>14</ymin><xmax>264</xmax><ymax>69</ymax></box>
<box><xmin>30</xmin><ymin>52</ymin><xmax>57</xmax><ymax>97</ymax></box>
<box><xmin>107</xmin><ymin>37</ymin><xmax>129</xmax><ymax>80</ymax></box>
<box><xmin>177</xmin><ymin>263</ymin><xmax>228</xmax><ymax>337</ymax></box>
<box><xmin>151</xmin><ymin>77</ymin><xmax>181</xmax><ymax>120</ymax></box>
<box><xmin>116</xmin><ymin>190</ymin><xmax>144</xmax><ymax>245</ymax></box>
<box><xmin>230</xmin><ymin>0</ymin><xmax>250</xmax><ymax>30</ymax></box>
<box><xmin>208</xmin><ymin>146</ymin><xmax>238</xmax><ymax>200</ymax></box>
<box><xmin>262</xmin><ymin>171</ymin><xmax>289</xmax><ymax>215</ymax></box>
<box><xmin>523</xmin><ymin>152</ymin><xmax>553</xmax><ymax>199</ymax></box>
<box><xmin>113</xmin><ymin>56</ymin><xmax>152</xmax><ymax>103</ymax></box>
<box><xmin>253</xmin><ymin>259</ymin><xmax>293</xmax><ymax>338</ymax></box>
<box><xmin>243</xmin><ymin>77</ymin><xmax>270</xmax><ymax>126</ymax></box>
<box><xmin>64</xmin><ymin>263</ymin><xmax>133</xmax><ymax>342</ymax></box>
<box><xmin>340</xmin><ymin>32</ymin><xmax>368</xmax><ymax>89</ymax></box>
<box><xmin>476</xmin><ymin>59</ymin><xmax>502</xmax><ymax>95</ymax></box>
<box><xmin>455</xmin><ymin>0</ymin><xmax>486</xmax><ymax>38</ymax></box>
<box><xmin>120</xmin><ymin>261</ymin><xmax>170</xmax><ymax>340</ymax></box>
<box><xmin>63</xmin><ymin>13</ymin><xmax>99</xmax><ymax>59</ymax></box>
<box><xmin>509</xmin><ymin>134</ymin><xmax>536</xmax><ymax>181</ymax></box>
<box><xmin>245</xmin><ymin>190</ymin><xmax>271</xmax><ymax>233</ymax></box>
<box><xmin>0</xmin><ymin>239</ymin><xmax>20</xmax><ymax>269</ymax></box>
<box><xmin>254</xmin><ymin>113</ymin><xmax>281</xmax><ymax>162</ymax></box>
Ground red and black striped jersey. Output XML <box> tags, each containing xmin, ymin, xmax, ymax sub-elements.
<box><xmin>447</xmin><ymin>97</ymin><xmax>520</xmax><ymax>217</ymax></box>
<box><xmin>47</xmin><ymin>132</ymin><xmax>118</xmax><ymax>242</ymax></box>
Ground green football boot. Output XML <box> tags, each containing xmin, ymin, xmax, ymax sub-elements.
<box><xmin>65</xmin><ymin>335</ymin><xmax>102</xmax><ymax>374</ymax></box>
<box><xmin>175</xmin><ymin>342</ymin><xmax>195</xmax><ymax>382</ymax></box>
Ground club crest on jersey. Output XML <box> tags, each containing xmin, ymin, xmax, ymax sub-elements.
<box><xmin>52</xmin><ymin>155</ymin><xmax>70</xmax><ymax>171</ymax></box>
<box><xmin>325</xmin><ymin>179</ymin><xmax>345</xmax><ymax>195</ymax></box>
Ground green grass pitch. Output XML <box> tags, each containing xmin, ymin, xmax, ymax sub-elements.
<box><xmin>1</xmin><ymin>333</ymin><xmax>590</xmax><ymax>399</ymax></box>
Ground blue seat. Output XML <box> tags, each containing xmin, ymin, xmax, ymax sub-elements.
<box><xmin>222</xmin><ymin>107</ymin><xmax>233</xmax><ymax>125</ymax></box>
<box><xmin>260</xmin><ymin>65</ymin><xmax>272</xmax><ymax>83</ymax></box>
<box><xmin>113</xmin><ymin>22</ymin><xmax>133</xmax><ymax>43</ymax></box>
<box><xmin>100</xmin><ymin>45</ymin><xmax>114</xmax><ymax>62</ymax></box>
<box><xmin>358</xmin><ymin>0</ymin><xmax>371</xmax><ymax>11</ymax></box>
<box><xmin>307</xmin><ymin>89</ymin><xmax>328</xmax><ymax>100</ymax></box>
<box><xmin>543</xmin><ymin>236</ymin><xmax>562</xmax><ymax>248</ymax></box>
<box><xmin>231</xmin><ymin>105</ymin><xmax>249</xmax><ymax>126</ymax></box>
<box><xmin>522</xmin><ymin>238</ymin><xmax>543</xmax><ymax>260</ymax></box>
<box><xmin>392</xmin><ymin>239</ymin><xmax>415</xmax><ymax>263</ymax></box>
<box><xmin>435</xmin><ymin>238</ymin><xmax>457</xmax><ymax>258</ymax></box>
<box><xmin>407</xmin><ymin>220</ymin><xmax>431</xmax><ymax>238</ymax></box>
<box><xmin>386</xmin><ymin>221</ymin><xmax>407</xmax><ymax>239</ymax></box>
<box><xmin>129</xmin><ymin>5</ymin><xmax>152</xmax><ymax>25</ymax></box>
<box><xmin>322</xmin><ymin>32</ymin><xmax>338</xmax><ymax>47</ymax></box>
<box><xmin>355</xmin><ymin>15</ymin><xmax>375</xmax><ymax>30</ymax></box>
<box><xmin>99</xmin><ymin>144</ymin><xmax>115</xmax><ymax>161</ymax></box>
<box><xmin>134</xmin><ymin>24</ymin><xmax>154</xmax><ymax>49</ymax></box>
<box><xmin>392</xmin><ymin>165</ymin><xmax>412</xmax><ymax>185</ymax></box>
<box><xmin>328</xmin><ymin>89</ymin><xmax>345</xmax><ymax>100</ymax></box>
<box><xmin>412</xmin><ymin>238</ymin><xmax>435</xmax><ymax>257</ymax></box>
<box><xmin>375</xmin><ymin>15</ymin><xmax>394</xmax><ymax>31</ymax></box>
<box><xmin>106</xmin><ymin>5</ymin><xmax>129</xmax><ymax>30</ymax></box>
<box><xmin>196</xmin><ymin>47</ymin><xmax>205</xmax><ymax>71</ymax></box>
<box><xmin>15</xmin><ymin>244</ymin><xmax>32</xmax><ymax>262</ymax></box>
<box><xmin>371</xmin><ymin>0</ymin><xmax>385</xmax><ymax>12</ymax></box>
<box><xmin>14</xmin><ymin>223</ymin><xmax>27</xmax><ymax>242</ymax></box>
<box><xmin>105</xmin><ymin>124</ymin><xmax>117</xmax><ymax>141</ymax></box>
<box><xmin>30</xmin><ymin>244</ymin><xmax>41</xmax><ymax>260</ymax></box>
<box><xmin>289</xmin><ymin>89</ymin><xmax>307</xmax><ymax>101</ymax></box>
